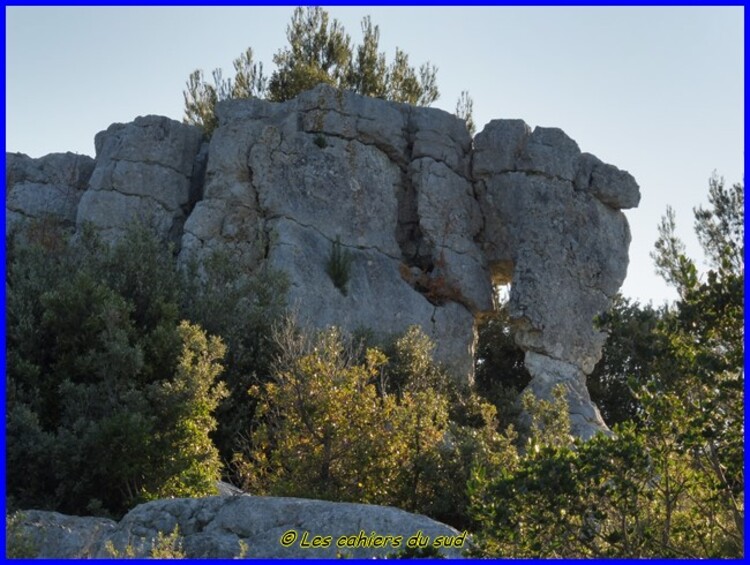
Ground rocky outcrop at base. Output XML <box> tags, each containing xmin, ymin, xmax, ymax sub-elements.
<box><xmin>12</xmin><ymin>496</ymin><xmax>466</xmax><ymax>558</ymax></box>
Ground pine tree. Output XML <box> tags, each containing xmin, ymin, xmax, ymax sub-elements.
<box><xmin>183</xmin><ymin>7</ymin><xmax>441</xmax><ymax>133</ymax></box>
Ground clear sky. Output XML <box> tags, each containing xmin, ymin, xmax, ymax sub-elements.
<box><xmin>5</xmin><ymin>6</ymin><xmax>744</xmax><ymax>306</ymax></box>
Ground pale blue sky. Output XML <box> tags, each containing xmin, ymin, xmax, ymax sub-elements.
<box><xmin>5</xmin><ymin>6</ymin><xmax>744</xmax><ymax>305</ymax></box>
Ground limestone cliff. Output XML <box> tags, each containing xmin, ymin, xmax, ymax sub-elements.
<box><xmin>5</xmin><ymin>84</ymin><xmax>640</xmax><ymax>438</ymax></box>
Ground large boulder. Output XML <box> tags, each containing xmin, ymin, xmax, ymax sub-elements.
<box><xmin>12</xmin><ymin>496</ymin><xmax>467</xmax><ymax>559</ymax></box>
<box><xmin>76</xmin><ymin>115</ymin><xmax>205</xmax><ymax>246</ymax></box>
<box><xmin>5</xmin><ymin>152</ymin><xmax>95</xmax><ymax>235</ymax></box>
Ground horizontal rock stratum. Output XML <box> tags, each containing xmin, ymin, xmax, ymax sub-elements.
<box><xmin>5</xmin><ymin>84</ymin><xmax>640</xmax><ymax>438</ymax></box>
<box><xmin>13</xmin><ymin>495</ymin><xmax>465</xmax><ymax>558</ymax></box>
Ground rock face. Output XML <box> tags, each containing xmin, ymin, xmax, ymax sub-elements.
<box><xmin>14</xmin><ymin>496</ymin><xmax>465</xmax><ymax>558</ymax></box>
<box><xmin>179</xmin><ymin>87</ymin><xmax>487</xmax><ymax>378</ymax></box>
<box><xmin>76</xmin><ymin>115</ymin><xmax>205</xmax><ymax>245</ymax></box>
<box><xmin>5</xmin><ymin>84</ymin><xmax>640</xmax><ymax>438</ymax></box>
<box><xmin>5</xmin><ymin>152</ymin><xmax>95</xmax><ymax>235</ymax></box>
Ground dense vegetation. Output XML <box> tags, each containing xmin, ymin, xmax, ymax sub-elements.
<box><xmin>183</xmin><ymin>7</ymin><xmax>475</xmax><ymax>136</ymax></box>
<box><xmin>5</xmin><ymin>224</ymin><xmax>286</xmax><ymax>517</ymax></box>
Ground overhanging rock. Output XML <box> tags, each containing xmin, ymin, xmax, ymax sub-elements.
<box><xmin>473</xmin><ymin>119</ymin><xmax>639</xmax><ymax>438</ymax></box>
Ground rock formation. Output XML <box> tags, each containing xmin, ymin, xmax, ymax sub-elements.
<box><xmin>13</xmin><ymin>496</ymin><xmax>465</xmax><ymax>558</ymax></box>
<box><xmin>5</xmin><ymin>84</ymin><xmax>640</xmax><ymax>438</ymax></box>
<box><xmin>6</xmin><ymin>151</ymin><xmax>95</xmax><ymax>233</ymax></box>
<box><xmin>78</xmin><ymin>116</ymin><xmax>205</xmax><ymax>244</ymax></box>
<box><xmin>473</xmin><ymin>121</ymin><xmax>639</xmax><ymax>437</ymax></box>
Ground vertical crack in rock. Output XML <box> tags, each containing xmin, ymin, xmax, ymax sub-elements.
<box><xmin>185</xmin><ymin>140</ymin><xmax>209</xmax><ymax>217</ymax></box>
<box><xmin>247</xmin><ymin>162</ymin><xmax>270</xmax><ymax>261</ymax></box>
<box><xmin>395</xmin><ymin>107</ymin><xmax>434</xmax><ymax>275</ymax></box>
<box><xmin>171</xmin><ymin>141</ymin><xmax>209</xmax><ymax>249</ymax></box>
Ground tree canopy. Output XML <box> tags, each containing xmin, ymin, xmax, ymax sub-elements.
<box><xmin>183</xmin><ymin>7</ymin><xmax>471</xmax><ymax>136</ymax></box>
<box><xmin>6</xmin><ymin>227</ymin><xmax>226</xmax><ymax>516</ymax></box>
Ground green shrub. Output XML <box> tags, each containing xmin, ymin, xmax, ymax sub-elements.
<box><xmin>104</xmin><ymin>525</ymin><xmax>185</xmax><ymax>558</ymax></box>
<box><xmin>179</xmin><ymin>250</ymin><xmax>289</xmax><ymax>475</ymax></box>
<box><xmin>326</xmin><ymin>236</ymin><xmax>353</xmax><ymax>296</ymax></box>
<box><xmin>473</xmin><ymin>306</ymin><xmax>530</xmax><ymax>433</ymax></box>
<box><xmin>314</xmin><ymin>133</ymin><xmax>327</xmax><ymax>148</ymax></box>
<box><xmin>183</xmin><ymin>8</ymin><xmax>441</xmax><ymax>134</ymax></box>
<box><xmin>468</xmin><ymin>385</ymin><xmax>743</xmax><ymax>558</ymax></box>
<box><xmin>234</xmin><ymin>322</ymin><xmax>515</xmax><ymax>529</ymax></box>
<box><xmin>149</xmin><ymin>526</ymin><xmax>186</xmax><ymax>559</ymax></box>
<box><xmin>6</xmin><ymin>224</ymin><xmax>226</xmax><ymax>517</ymax></box>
